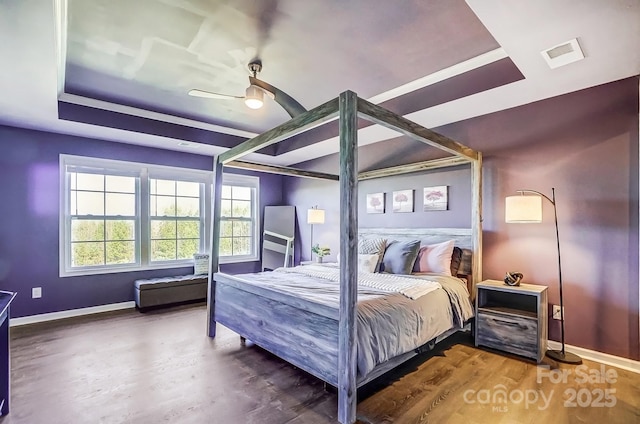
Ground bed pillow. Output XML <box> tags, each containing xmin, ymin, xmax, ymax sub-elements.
<box><xmin>358</xmin><ymin>238</ymin><xmax>387</xmax><ymax>272</ymax></box>
<box><xmin>380</xmin><ymin>240</ymin><xmax>421</xmax><ymax>274</ymax></box>
<box><xmin>358</xmin><ymin>254</ymin><xmax>379</xmax><ymax>273</ymax></box>
<box><xmin>412</xmin><ymin>239</ymin><xmax>455</xmax><ymax>275</ymax></box>
<box><xmin>337</xmin><ymin>253</ymin><xmax>379</xmax><ymax>273</ymax></box>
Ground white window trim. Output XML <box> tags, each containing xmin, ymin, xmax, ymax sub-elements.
<box><xmin>218</xmin><ymin>173</ymin><xmax>261</xmax><ymax>264</ymax></box>
<box><xmin>59</xmin><ymin>154</ymin><xmax>213</xmax><ymax>277</ymax></box>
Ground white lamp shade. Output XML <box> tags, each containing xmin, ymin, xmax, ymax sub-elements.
<box><xmin>307</xmin><ymin>208</ymin><xmax>325</xmax><ymax>224</ymax></box>
<box><xmin>244</xmin><ymin>85</ymin><xmax>264</xmax><ymax>109</ymax></box>
<box><xmin>505</xmin><ymin>195</ymin><xmax>543</xmax><ymax>223</ymax></box>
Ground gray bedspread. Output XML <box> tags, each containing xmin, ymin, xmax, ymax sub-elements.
<box><xmin>225</xmin><ymin>265</ymin><xmax>474</xmax><ymax>377</ymax></box>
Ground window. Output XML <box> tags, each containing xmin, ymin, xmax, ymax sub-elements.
<box><xmin>219</xmin><ymin>174</ymin><xmax>260</xmax><ymax>262</ymax></box>
<box><xmin>60</xmin><ymin>155</ymin><xmax>212</xmax><ymax>276</ymax></box>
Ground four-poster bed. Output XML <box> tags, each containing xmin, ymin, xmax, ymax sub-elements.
<box><xmin>207</xmin><ymin>91</ymin><xmax>482</xmax><ymax>424</ymax></box>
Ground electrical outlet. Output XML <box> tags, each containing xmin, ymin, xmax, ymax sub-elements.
<box><xmin>32</xmin><ymin>287</ymin><xmax>42</xmax><ymax>299</ymax></box>
<box><xmin>552</xmin><ymin>304</ymin><xmax>563</xmax><ymax>320</ymax></box>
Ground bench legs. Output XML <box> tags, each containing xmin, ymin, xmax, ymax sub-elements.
<box><xmin>240</xmin><ymin>336</ymin><xmax>246</xmax><ymax>346</ymax></box>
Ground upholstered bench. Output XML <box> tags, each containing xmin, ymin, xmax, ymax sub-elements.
<box><xmin>134</xmin><ymin>274</ymin><xmax>208</xmax><ymax>309</ymax></box>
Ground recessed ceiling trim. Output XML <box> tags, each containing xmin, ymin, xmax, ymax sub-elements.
<box><xmin>58</xmin><ymin>92</ymin><xmax>259</xmax><ymax>139</ymax></box>
<box><xmin>367</xmin><ymin>47</ymin><xmax>508</xmax><ymax>104</ymax></box>
<box><xmin>54</xmin><ymin>0</ymin><xmax>68</xmax><ymax>97</ymax></box>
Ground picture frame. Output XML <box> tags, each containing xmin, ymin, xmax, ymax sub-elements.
<box><xmin>423</xmin><ymin>186</ymin><xmax>448</xmax><ymax>211</ymax></box>
<box><xmin>392</xmin><ymin>189</ymin><xmax>414</xmax><ymax>213</ymax></box>
<box><xmin>366</xmin><ymin>192</ymin><xmax>385</xmax><ymax>214</ymax></box>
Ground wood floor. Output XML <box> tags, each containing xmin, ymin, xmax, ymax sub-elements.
<box><xmin>2</xmin><ymin>303</ymin><xmax>639</xmax><ymax>424</ymax></box>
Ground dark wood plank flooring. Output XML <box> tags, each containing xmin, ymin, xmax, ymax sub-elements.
<box><xmin>2</xmin><ymin>303</ymin><xmax>638</xmax><ymax>424</ymax></box>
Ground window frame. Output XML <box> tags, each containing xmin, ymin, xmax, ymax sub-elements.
<box><xmin>59</xmin><ymin>155</ymin><xmax>213</xmax><ymax>277</ymax></box>
<box><xmin>218</xmin><ymin>173</ymin><xmax>261</xmax><ymax>264</ymax></box>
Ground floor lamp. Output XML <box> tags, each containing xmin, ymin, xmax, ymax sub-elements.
<box><xmin>505</xmin><ymin>188</ymin><xmax>582</xmax><ymax>364</ymax></box>
<box><xmin>307</xmin><ymin>206</ymin><xmax>325</xmax><ymax>260</ymax></box>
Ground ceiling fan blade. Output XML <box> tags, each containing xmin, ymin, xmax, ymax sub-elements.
<box><xmin>249</xmin><ymin>76</ymin><xmax>307</xmax><ymax>118</ymax></box>
<box><xmin>188</xmin><ymin>89</ymin><xmax>243</xmax><ymax>100</ymax></box>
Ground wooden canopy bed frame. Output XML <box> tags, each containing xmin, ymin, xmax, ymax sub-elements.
<box><xmin>207</xmin><ymin>91</ymin><xmax>482</xmax><ymax>424</ymax></box>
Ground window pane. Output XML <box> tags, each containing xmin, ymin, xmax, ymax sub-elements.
<box><xmin>233</xmin><ymin>221</ymin><xmax>250</xmax><ymax>236</ymax></box>
<box><xmin>76</xmin><ymin>191</ymin><xmax>104</xmax><ymax>215</ymax></box>
<box><xmin>221</xmin><ymin>185</ymin><xmax>232</xmax><ymax>199</ymax></box>
<box><xmin>151</xmin><ymin>179</ymin><xmax>175</xmax><ymax>196</ymax></box>
<box><xmin>106</xmin><ymin>175</ymin><xmax>135</xmax><ymax>193</ymax></box>
<box><xmin>70</xmin><ymin>191</ymin><xmax>77</xmax><ymax>214</ymax></box>
<box><xmin>177</xmin><ymin>239</ymin><xmax>198</xmax><ymax>259</ymax></box>
<box><xmin>71</xmin><ymin>242</ymin><xmax>104</xmax><ymax>266</ymax></box>
<box><xmin>177</xmin><ymin>220</ymin><xmax>199</xmax><ymax>238</ymax></box>
<box><xmin>70</xmin><ymin>172</ymin><xmax>77</xmax><ymax>190</ymax></box>
<box><xmin>176</xmin><ymin>197</ymin><xmax>199</xmax><ymax>217</ymax></box>
<box><xmin>232</xmin><ymin>237</ymin><xmax>251</xmax><ymax>255</ymax></box>
<box><xmin>219</xmin><ymin>238</ymin><xmax>232</xmax><ymax>256</ymax></box>
<box><xmin>106</xmin><ymin>220</ymin><xmax>135</xmax><ymax>241</ymax></box>
<box><xmin>151</xmin><ymin>240</ymin><xmax>176</xmax><ymax>261</ymax></box>
<box><xmin>150</xmin><ymin>195</ymin><xmax>176</xmax><ymax>216</ymax></box>
<box><xmin>232</xmin><ymin>186</ymin><xmax>252</xmax><ymax>200</ymax></box>
<box><xmin>220</xmin><ymin>221</ymin><xmax>232</xmax><ymax>237</ymax></box>
<box><xmin>105</xmin><ymin>193</ymin><xmax>135</xmax><ymax>216</ymax></box>
<box><xmin>105</xmin><ymin>241</ymin><xmax>135</xmax><ymax>264</ymax></box>
<box><xmin>232</xmin><ymin>200</ymin><xmax>251</xmax><ymax>218</ymax></box>
<box><xmin>221</xmin><ymin>200</ymin><xmax>232</xmax><ymax>217</ymax></box>
<box><xmin>71</xmin><ymin>220</ymin><xmax>104</xmax><ymax>242</ymax></box>
<box><xmin>76</xmin><ymin>173</ymin><xmax>104</xmax><ymax>191</ymax></box>
<box><xmin>177</xmin><ymin>181</ymin><xmax>200</xmax><ymax>197</ymax></box>
<box><xmin>151</xmin><ymin>220</ymin><xmax>176</xmax><ymax>239</ymax></box>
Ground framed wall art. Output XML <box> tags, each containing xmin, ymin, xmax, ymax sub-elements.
<box><xmin>392</xmin><ymin>189</ymin><xmax>413</xmax><ymax>213</ymax></box>
<box><xmin>423</xmin><ymin>186</ymin><xmax>448</xmax><ymax>211</ymax></box>
<box><xmin>366</xmin><ymin>192</ymin><xmax>385</xmax><ymax>214</ymax></box>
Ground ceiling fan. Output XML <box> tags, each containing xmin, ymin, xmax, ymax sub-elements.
<box><xmin>188</xmin><ymin>60</ymin><xmax>307</xmax><ymax>118</ymax></box>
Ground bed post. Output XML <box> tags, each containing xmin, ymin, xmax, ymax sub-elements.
<box><xmin>338</xmin><ymin>90</ymin><xmax>358</xmax><ymax>424</ymax></box>
<box><xmin>207</xmin><ymin>157</ymin><xmax>224</xmax><ymax>337</ymax></box>
<box><xmin>471</xmin><ymin>153</ymin><xmax>483</xmax><ymax>295</ymax></box>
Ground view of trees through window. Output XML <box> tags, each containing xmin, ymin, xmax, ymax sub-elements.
<box><xmin>219</xmin><ymin>184</ymin><xmax>253</xmax><ymax>257</ymax></box>
<box><xmin>149</xmin><ymin>179</ymin><xmax>201</xmax><ymax>261</ymax></box>
<box><xmin>69</xmin><ymin>172</ymin><xmax>137</xmax><ymax>267</ymax></box>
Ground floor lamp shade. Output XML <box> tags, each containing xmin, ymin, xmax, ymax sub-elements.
<box><xmin>307</xmin><ymin>208</ymin><xmax>325</xmax><ymax>225</ymax></box>
<box><xmin>505</xmin><ymin>195</ymin><xmax>542</xmax><ymax>223</ymax></box>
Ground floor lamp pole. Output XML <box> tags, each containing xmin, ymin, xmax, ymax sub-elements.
<box><xmin>545</xmin><ymin>188</ymin><xmax>582</xmax><ymax>364</ymax></box>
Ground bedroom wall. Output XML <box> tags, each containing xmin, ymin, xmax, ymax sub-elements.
<box><xmin>0</xmin><ymin>125</ymin><xmax>283</xmax><ymax>318</ymax></box>
<box><xmin>283</xmin><ymin>76</ymin><xmax>640</xmax><ymax>360</ymax></box>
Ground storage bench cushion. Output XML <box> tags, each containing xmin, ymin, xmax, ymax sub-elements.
<box><xmin>135</xmin><ymin>275</ymin><xmax>208</xmax><ymax>290</ymax></box>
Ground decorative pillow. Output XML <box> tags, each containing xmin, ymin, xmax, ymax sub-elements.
<box><xmin>358</xmin><ymin>254</ymin><xmax>379</xmax><ymax>273</ymax></box>
<box><xmin>358</xmin><ymin>238</ymin><xmax>387</xmax><ymax>272</ymax></box>
<box><xmin>412</xmin><ymin>240</ymin><xmax>455</xmax><ymax>275</ymax></box>
<box><xmin>380</xmin><ymin>240</ymin><xmax>421</xmax><ymax>274</ymax></box>
<box><xmin>358</xmin><ymin>238</ymin><xmax>386</xmax><ymax>255</ymax></box>
<box><xmin>450</xmin><ymin>246</ymin><xmax>463</xmax><ymax>276</ymax></box>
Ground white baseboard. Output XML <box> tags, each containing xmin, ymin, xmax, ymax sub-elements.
<box><xmin>10</xmin><ymin>301</ymin><xmax>136</xmax><ymax>327</ymax></box>
<box><xmin>548</xmin><ymin>340</ymin><xmax>640</xmax><ymax>374</ymax></box>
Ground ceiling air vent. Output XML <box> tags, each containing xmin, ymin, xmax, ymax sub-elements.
<box><xmin>540</xmin><ymin>38</ymin><xmax>584</xmax><ymax>69</ymax></box>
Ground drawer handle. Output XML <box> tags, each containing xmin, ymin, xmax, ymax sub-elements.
<box><xmin>490</xmin><ymin>318</ymin><xmax>529</xmax><ymax>330</ymax></box>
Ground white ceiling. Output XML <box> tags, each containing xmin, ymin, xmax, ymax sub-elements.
<box><xmin>0</xmin><ymin>0</ymin><xmax>638</xmax><ymax>166</ymax></box>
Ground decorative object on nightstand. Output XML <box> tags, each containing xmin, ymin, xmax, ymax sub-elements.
<box><xmin>504</xmin><ymin>271</ymin><xmax>523</xmax><ymax>286</ymax></box>
<box><xmin>311</xmin><ymin>244</ymin><xmax>330</xmax><ymax>263</ymax></box>
<box><xmin>505</xmin><ymin>188</ymin><xmax>582</xmax><ymax>364</ymax></box>
<box><xmin>475</xmin><ymin>280</ymin><xmax>548</xmax><ymax>363</ymax></box>
<box><xmin>307</xmin><ymin>206</ymin><xmax>325</xmax><ymax>260</ymax></box>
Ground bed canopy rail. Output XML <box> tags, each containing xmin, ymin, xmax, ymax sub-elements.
<box><xmin>207</xmin><ymin>90</ymin><xmax>482</xmax><ymax>424</ymax></box>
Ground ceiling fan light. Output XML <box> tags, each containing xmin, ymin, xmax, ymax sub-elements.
<box><xmin>244</xmin><ymin>85</ymin><xmax>264</xmax><ymax>109</ymax></box>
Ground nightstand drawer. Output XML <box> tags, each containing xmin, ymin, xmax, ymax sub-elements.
<box><xmin>477</xmin><ymin>311</ymin><xmax>538</xmax><ymax>358</ymax></box>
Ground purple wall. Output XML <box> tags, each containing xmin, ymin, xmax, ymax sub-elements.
<box><xmin>0</xmin><ymin>125</ymin><xmax>283</xmax><ymax>318</ymax></box>
<box><xmin>284</xmin><ymin>77</ymin><xmax>640</xmax><ymax>360</ymax></box>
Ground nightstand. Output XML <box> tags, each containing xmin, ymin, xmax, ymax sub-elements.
<box><xmin>475</xmin><ymin>279</ymin><xmax>548</xmax><ymax>363</ymax></box>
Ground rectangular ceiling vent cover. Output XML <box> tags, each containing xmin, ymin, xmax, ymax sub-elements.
<box><xmin>541</xmin><ymin>38</ymin><xmax>584</xmax><ymax>69</ymax></box>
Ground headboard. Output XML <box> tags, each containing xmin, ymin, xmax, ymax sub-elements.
<box><xmin>358</xmin><ymin>227</ymin><xmax>474</xmax><ymax>294</ymax></box>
